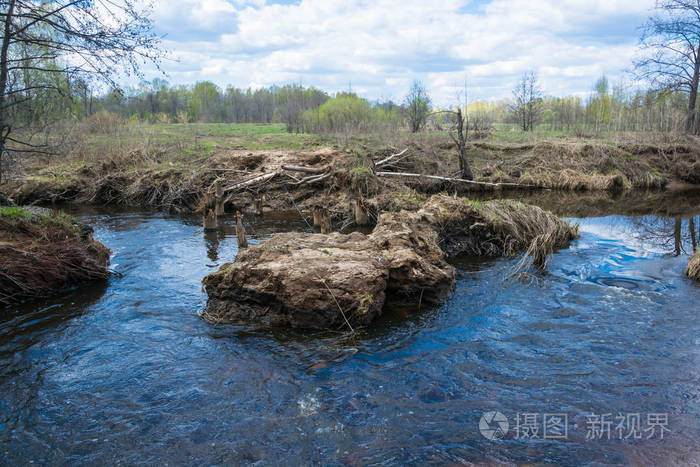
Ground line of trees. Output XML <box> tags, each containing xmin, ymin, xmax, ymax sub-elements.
<box><xmin>441</xmin><ymin>73</ymin><xmax>694</xmax><ymax>134</ymax></box>
<box><xmin>86</xmin><ymin>73</ymin><xmax>697</xmax><ymax>136</ymax></box>
<box><xmin>5</xmin><ymin>66</ymin><xmax>698</xmax><ymax>137</ymax></box>
<box><xmin>71</xmin><ymin>79</ymin><xmax>411</xmax><ymax>134</ymax></box>
<box><xmin>90</xmin><ymin>80</ymin><xmax>330</xmax><ymax>132</ymax></box>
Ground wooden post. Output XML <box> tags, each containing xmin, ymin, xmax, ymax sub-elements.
<box><xmin>254</xmin><ymin>196</ymin><xmax>264</xmax><ymax>216</ymax></box>
<box><xmin>215</xmin><ymin>180</ymin><xmax>225</xmax><ymax>217</ymax></box>
<box><xmin>236</xmin><ymin>211</ymin><xmax>248</xmax><ymax>249</ymax></box>
<box><xmin>353</xmin><ymin>199</ymin><xmax>370</xmax><ymax>226</ymax></box>
<box><xmin>320</xmin><ymin>208</ymin><xmax>332</xmax><ymax>234</ymax></box>
<box><xmin>313</xmin><ymin>207</ymin><xmax>322</xmax><ymax>227</ymax></box>
<box><xmin>204</xmin><ymin>209</ymin><xmax>217</xmax><ymax>231</ymax></box>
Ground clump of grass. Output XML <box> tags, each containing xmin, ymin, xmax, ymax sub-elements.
<box><xmin>333</xmin><ymin>153</ymin><xmax>381</xmax><ymax>197</ymax></box>
<box><xmin>687</xmin><ymin>250</ymin><xmax>700</xmax><ymax>282</ymax></box>
<box><xmin>420</xmin><ymin>194</ymin><xmax>579</xmax><ymax>268</ymax></box>
<box><xmin>0</xmin><ymin>206</ymin><xmax>32</xmax><ymax>223</ymax></box>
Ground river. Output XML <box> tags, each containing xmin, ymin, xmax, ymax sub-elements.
<box><xmin>1</xmin><ymin>192</ymin><xmax>699</xmax><ymax>465</ymax></box>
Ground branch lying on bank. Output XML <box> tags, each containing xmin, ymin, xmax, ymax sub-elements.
<box><xmin>294</xmin><ymin>173</ymin><xmax>330</xmax><ymax>185</ymax></box>
<box><xmin>223</xmin><ymin>171</ymin><xmax>278</xmax><ymax>192</ymax></box>
<box><xmin>282</xmin><ymin>165</ymin><xmax>325</xmax><ymax>174</ymax></box>
<box><xmin>375</xmin><ymin>148</ymin><xmax>409</xmax><ymax>167</ymax></box>
<box><xmin>375</xmin><ymin>171</ymin><xmax>539</xmax><ymax>190</ymax></box>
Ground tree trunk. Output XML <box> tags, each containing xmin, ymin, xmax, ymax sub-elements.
<box><xmin>456</xmin><ymin>108</ymin><xmax>474</xmax><ymax>181</ymax></box>
<box><xmin>0</xmin><ymin>0</ymin><xmax>16</xmax><ymax>184</ymax></box>
<box><xmin>686</xmin><ymin>42</ymin><xmax>700</xmax><ymax>134</ymax></box>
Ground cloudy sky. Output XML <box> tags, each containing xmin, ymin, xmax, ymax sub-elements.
<box><xmin>144</xmin><ymin>0</ymin><xmax>657</xmax><ymax>105</ymax></box>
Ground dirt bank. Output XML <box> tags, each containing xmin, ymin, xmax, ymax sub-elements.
<box><xmin>472</xmin><ymin>139</ymin><xmax>700</xmax><ymax>190</ymax></box>
<box><xmin>202</xmin><ymin>194</ymin><xmax>578</xmax><ymax>330</ymax></box>
<box><xmin>0</xmin><ymin>207</ymin><xmax>110</xmax><ymax>307</ymax></box>
<box><xmin>687</xmin><ymin>250</ymin><xmax>700</xmax><ymax>281</ymax></box>
<box><xmin>4</xmin><ymin>137</ymin><xmax>699</xmax><ymax>221</ymax></box>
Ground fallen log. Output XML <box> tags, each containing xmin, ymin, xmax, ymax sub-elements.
<box><xmin>375</xmin><ymin>171</ymin><xmax>538</xmax><ymax>190</ymax></box>
<box><xmin>224</xmin><ymin>172</ymin><xmax>277</xmax><ymax>193</ymax></box>
<box><xmin>282</xmin><ymin>164</ymin><xmax>325</xmax><ymax>174</ymax></box>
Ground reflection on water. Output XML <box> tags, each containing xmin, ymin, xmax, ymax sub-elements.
<box><xmin>0</xmin><ymin>197</ymin><xmax>699</xmax><ymax>465</ymax></box>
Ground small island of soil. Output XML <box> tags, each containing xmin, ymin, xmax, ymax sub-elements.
<box><xmin>202</xmin><ymin>195</ymin><xmax>579</xmax><ymax>330</ymax></box>
<box><xmin>0</xmin><ymin>207</ymin><xmax>110</xmax><ymax>307</ymax></box>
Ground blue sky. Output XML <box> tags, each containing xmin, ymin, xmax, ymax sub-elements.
<box><xmin>144</xmin><ymin>0</ymin><xmax>656</xmax><ymax>105</ymax></box>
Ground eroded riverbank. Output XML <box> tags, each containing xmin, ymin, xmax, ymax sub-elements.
<box><xmin>0</xmin><ymin>207</ymin><xmax>110</xmax><ymax>307</ymax></box>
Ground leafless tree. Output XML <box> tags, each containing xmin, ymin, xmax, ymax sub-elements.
<box><xmin>635</xmin><ymin>0</ymin><xmax>700</xmax><ymax>133</ymax></box>
<box><xmin>451</xmin><ymin>107</ymin><xmax>474</xmax><ymax>180</ymax></box>
<box><xmin>509</xmin><ymin>71</ymin><xmax>543</xmax><ymax>131</ymax></box>
<box><xmin>430</xmin><ymin>107</ymin><xmax>474</xmax><ymax>180</ymax></box>
<box><xmin>0</xmin><ymin>0</ymin><xmax>162</xmax><ymax>183</ymax></box>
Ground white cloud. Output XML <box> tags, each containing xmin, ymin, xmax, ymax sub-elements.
<box><xmin>141</xmin><ymin>0</ymin><xmax>657</xmax><ymax>104</ymax></box>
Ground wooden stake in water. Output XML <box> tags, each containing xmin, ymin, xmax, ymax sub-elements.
<box><xmin>254</xmin><ymin>196</ymin><xmax>264</xmax><ymax>216</ymax></box>
<box><xmin>204</xmin><ymin>209</ymin><xmax>217</xmax><ymax>231</ymax></box>
<box><xmin>215</xmin><ymin>180</ymin><xmax>225</xmax><ymax>217</ymax></box>
<box><xmin>236</xmin><ymin>211</ymin><xmax>248</xmax><ymax>248</ymax></box>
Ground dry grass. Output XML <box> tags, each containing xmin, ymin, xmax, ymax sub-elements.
<box><xmin>484</xmin><ymin>141</ymin><xmax>672</xmax><ymax>191</ymax></box>
<box><xmin>0</xmin><ymin>207</ymin><xmax>110</xmax><ymax>306</ymax></box>
<box><xmin>687</xmin><ymin>250</ymin><xmax>700</xmax><ymax>281</ymax></box>
<box><xmin>420</xmin><ymin>194</ymin><xmax>579</xmax><ymax>267</ymax></box>
<box><xmin>4</xmin><ymin>122</ymin><xmax>699</xmax><ymax>218</ymax></box>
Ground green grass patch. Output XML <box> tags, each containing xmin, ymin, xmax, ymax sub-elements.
<box><xmin>0</xmin><ymin>206</ymin><xmax>32</xmax><ymax>222</ymax></box>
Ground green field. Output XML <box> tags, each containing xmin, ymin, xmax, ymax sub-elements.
<box><xmin>76</xmin><ymin>121</ymin><xmax>675</xmax><ymax>160</ymax></box>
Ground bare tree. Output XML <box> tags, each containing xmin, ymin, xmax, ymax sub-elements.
<box><xmin>404</xmin><ymin>80</ymin><xmax>430</xmax><ymax>133</ymax></box>
<box><xmin>0</xmin><ymin>0</ymin><xmax>162</xmax><ymax>183</ymax></box>
<box><xmin>452</xmin><ymin>107</ymin><xmax>473</xmax><ymax>180</ymax></box>
<box><xmin>430</xmin><ymin>105</ymin><xmax>474</xmax><ymax>180</ymax></box>
<box><xmin>509</xmin><ymin>71</ymin><xmax>543</xmax><ymax>131</ymax></box>
<box><xmin>635</xmin><ymin>0</ymin><xmax>700</xmax><ymax>134</ymax></box>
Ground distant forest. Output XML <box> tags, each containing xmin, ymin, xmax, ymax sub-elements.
<box><xmin>53</xmin><ymin>76</ymin><xmax>693</xmax><ymax>135</ymax></box>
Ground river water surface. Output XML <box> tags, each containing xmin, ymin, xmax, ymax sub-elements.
<box><xmin>1</xmin><ymin>192</ymin><xmax>699</xmax><ymax>465</ymax></box>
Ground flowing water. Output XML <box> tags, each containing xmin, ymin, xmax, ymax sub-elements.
<box><xmin>1</xmin><ymin>193</ymin><xmax>699</xmax><ymax>465</ymax></box>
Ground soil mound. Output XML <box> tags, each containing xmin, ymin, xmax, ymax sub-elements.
<box><xmin>202</xmin><ymin>195</ymin><xmax>578</xmax><ymax>329</ymax></box>
<box><xmin>0</xmin><ymin>207</ymin><xmax>110</xmax><ymax>306</ymax></box>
